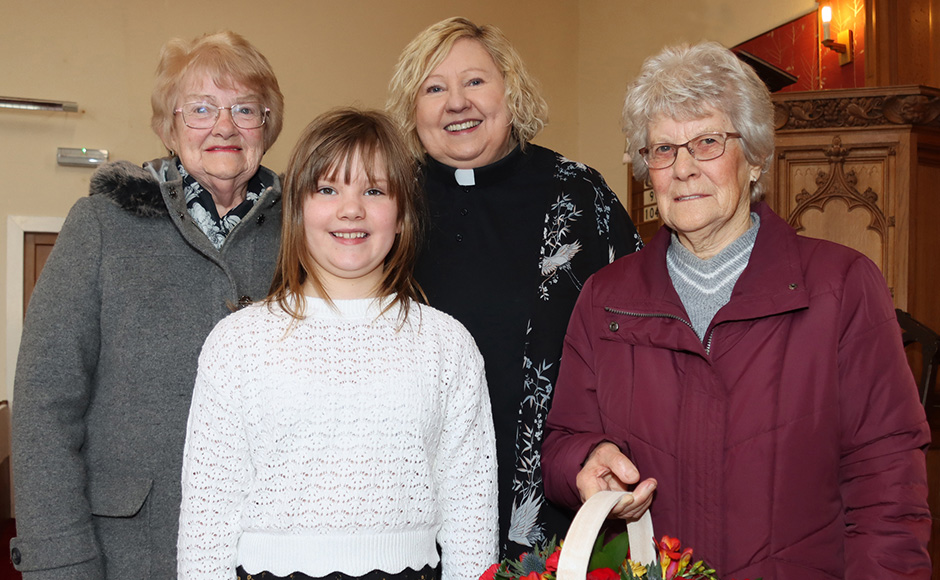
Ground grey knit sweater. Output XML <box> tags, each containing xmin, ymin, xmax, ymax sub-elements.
<box><xmin>667</xmin><ymin>213</ymin><xmax>760</xmax><ymax>339</ymax></box>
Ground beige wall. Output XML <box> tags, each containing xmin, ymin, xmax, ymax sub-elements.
<box><xmin>578</xmin><ymin>0</ymin><xmax>818</xmax><ymax>200</ymax></box>
<box><xmin>0</xmin><ymin>0</ymin><xmax>815</xmax><ymax>402</ymax></box>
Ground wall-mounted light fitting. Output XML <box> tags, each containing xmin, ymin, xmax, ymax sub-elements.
<box><xmin>820</xmin><ymin>5</ymin><xmax>854</xmax><ymax>66</ymax></box>
<box><xmin>0</xmin><ymin>96</ymin><xmax>79</xmax><ymax>112</ymax></box>
<box><xmin>57</xmin><ymin>148</ymin><xmax>109</xmax><ymax>167</ymax></box>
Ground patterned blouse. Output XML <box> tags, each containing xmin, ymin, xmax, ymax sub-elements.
<box><xmin>414</xmin><ymin>144</ymin><xmax>642</xmax><ymax>556</ymax></box>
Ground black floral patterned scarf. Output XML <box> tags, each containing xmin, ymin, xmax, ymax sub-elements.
<box><xmin>178</xmin><ymin>159</ymin><xmax>268</xmax><ymax>249</ymax></box>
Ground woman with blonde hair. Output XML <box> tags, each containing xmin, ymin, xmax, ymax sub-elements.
<box><xmin>388</xmin><ymin>17</ymin><xmax>641</xmax><ymax>557</ymax></box>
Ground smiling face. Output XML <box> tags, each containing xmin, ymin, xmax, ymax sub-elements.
<box><xmin>302</xmin><ymin>151</ymin><xmax>401</xmax><ymax>300</ymax></box>
<box><xmin>165</xmin><ymin>72</ymin><xmax>266</xmax><ymax>204</ymax></box>
<box><xmin>415</xmin><ymin>38</ymin><xmax>513</xmax><ymax>169</ymax></box>
<box><xmin>648</xmin><ymin>110</ymin><xmax>762</xmax><ymax>259</ymax></box>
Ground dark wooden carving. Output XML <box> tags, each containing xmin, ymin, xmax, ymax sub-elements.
<box><xmin>787</xmin><ymin>136</ymin><xmax>889</xmax><ymax>243</ymax></box>
<box><xmin>774</xmin><ymin>87</ymin><xmax>940</xmax><ymax>131</ymax></box>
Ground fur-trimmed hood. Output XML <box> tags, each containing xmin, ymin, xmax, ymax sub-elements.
<box><xmin>89</xmin><ymin>159</ymin><xmax>171</xmax><ymax>218</ymax></box>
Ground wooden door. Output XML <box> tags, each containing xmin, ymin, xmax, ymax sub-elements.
<box><xmin>22</xmin><ymin>232</ymin><xmax>58</xmax><ymax>314</ymax></box>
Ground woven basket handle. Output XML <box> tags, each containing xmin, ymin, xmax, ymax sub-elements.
<box><xmin>555</xmin><ymin>491</ymin><xmax>655</xmax><ymax>580</ymax></box>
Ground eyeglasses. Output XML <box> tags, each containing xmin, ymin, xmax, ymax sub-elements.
<box><xmin>174</xmin><ymin>102</ymin><xmax>270</xmax><ymax>129</ymax></box>
<box><xmin>639</xmin><ymin>132</ymin><xmax>742</xmax><ymax>169</ymax></box>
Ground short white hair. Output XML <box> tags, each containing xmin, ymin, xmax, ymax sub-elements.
<box><xmin>622</xmin><ymin>41</ymin><xmax>774</xmax><ymax>201</ymax></box>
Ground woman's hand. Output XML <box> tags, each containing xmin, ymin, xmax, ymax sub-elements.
<box><xmin>576</xmin><ymin>442</ymin><xmax>657</xmax><ymax>520</ymax></box>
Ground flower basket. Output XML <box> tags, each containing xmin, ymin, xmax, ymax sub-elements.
<box><xmin>556</xmin><ymin>491</ymin><xmax>655</xmax><ymax>580</ymax></box>
<box><xmin>480</xmin><ymin>491</ymin><xmax>743</xmax><ymax>580</ymax></box>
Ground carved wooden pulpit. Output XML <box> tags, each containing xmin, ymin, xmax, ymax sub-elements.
<box><xmin>770</xmin><ymin>85</ymin><xmax>940</xmax><ymax>336</ymax></box>
<box><xmin>771</xmin><ymin>85</ymin><xmax>940</xmax><ymax>574</ymax></box>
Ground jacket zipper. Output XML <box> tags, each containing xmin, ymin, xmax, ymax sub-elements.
<box><xmin>604</xmin><ymin>306</ymin><xmax>714</xmax><ymax>355</ymax></box>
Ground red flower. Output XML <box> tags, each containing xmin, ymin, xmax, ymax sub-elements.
<box><xmin>545</xmin><ymin>549</ymin><xmax>561</xmax><ymax>573</ymax></box>
<box><xmin>522</xmin><ymin>572</ymin><xmax>543</xmax><ymax>580</ymax></box>
<box><xmin>586</xmin><ymin>568</ymin><xmax>619</xmax><ymax>580</ymax></box>
<box><xmin>655</xmin><ymin>536</ymin><xmax>695</xmax><ymax>580</ymax></box>
<box><xmin>657</xmin><ymin>535</ymin><xmax>682</xmax><ymax>561</ymax></box>
<box><xmin>479</xmin><ymin>563</ymin><xmax>500</xmax><ymax>580</ymax></box>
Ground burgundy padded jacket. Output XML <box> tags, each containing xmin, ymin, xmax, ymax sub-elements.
<box><xmin>543</xmin><ymin>202</ymin><xmax>931</xmax><ymax>579</ymax></box>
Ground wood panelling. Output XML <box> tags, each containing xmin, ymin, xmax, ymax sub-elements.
<box><xmin>769</xmin><ymin>85</ymin><xmax>940</xmax><ymax>332</ymax></box>
<box><xmin>770</xmin><ymin>85</ymin><xmax>940</xmax><ymax>577</ymax></box>
<box><xmin>866</xmin><ymin>0</ymin><xmax>940</xmax><ymax>88</ymax></box>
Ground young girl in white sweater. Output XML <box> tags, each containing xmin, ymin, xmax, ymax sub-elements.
<box><xmin>177</xmin><ymin>108</ymin><xmax>498</xmax><ymax>580</ymax></box>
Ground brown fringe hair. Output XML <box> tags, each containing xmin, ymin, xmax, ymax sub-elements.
<box><xmin>266</xmin><ymin>108</ymin><xmax>425</xmax><ymax>322</ymax></box>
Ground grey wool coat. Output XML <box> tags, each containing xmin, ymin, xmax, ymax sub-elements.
<box><xmin>10</xmin><ymin>158</ymin><xmax>282</xmax><ymax>579</ymax></box>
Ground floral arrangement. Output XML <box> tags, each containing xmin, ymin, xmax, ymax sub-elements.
<box><xmin>480</xmin><ymin>534</ymin><xmax>757</xmax><ymax>580</ymax></box>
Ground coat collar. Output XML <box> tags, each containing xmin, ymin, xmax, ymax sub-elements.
<box><xmin>717</xmin><ymin>201</ymin><xmax>809</xmax><ymax>323</ymax></box>
<box><xmin>89</xmin><ymin>157</ymin><xmax>281</xmax><ymax>220</ymax></box>
<box><xmin>89</xmin><ymin>159</ymin><xmax>169</xmax><ymax>218</ymax></box>
<box><xmin>598</xmin><ymin>202</ymin><xmax>809</xmax><ymax>326</ymax></box>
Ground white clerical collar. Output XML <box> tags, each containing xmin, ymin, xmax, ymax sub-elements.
<box><xmin>454</xmin><ymin>168</ymin><xmax>475</xmax><ymax>186</ymax></box>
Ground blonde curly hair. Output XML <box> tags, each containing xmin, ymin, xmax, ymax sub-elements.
<box><xmin>387</xmin><ymin>17</ymin><xmax>548</xmax><ymax>163</ymax></box>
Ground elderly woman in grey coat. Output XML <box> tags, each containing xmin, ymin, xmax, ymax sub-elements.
<box><xmin>10</xmin><ymin>31</ymin><xmax>284</xmax><ymax>579</ymax></box>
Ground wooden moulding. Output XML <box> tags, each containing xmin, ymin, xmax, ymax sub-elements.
<box><xmin>773</xmin><ymin>85</ymin><xmax>940</xmax><ymax>131</ymax></box>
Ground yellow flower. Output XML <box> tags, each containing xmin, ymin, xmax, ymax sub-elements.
<box><xmin>627</xmin><ymin>560</ymin><xmax>647</xmax><ymax>577</ymax></box>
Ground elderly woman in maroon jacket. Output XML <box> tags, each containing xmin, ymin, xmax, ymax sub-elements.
<box><xmin>542</xmin><ymin>41</ymin><xmax>930</xmax><ymax>579</ymax></box>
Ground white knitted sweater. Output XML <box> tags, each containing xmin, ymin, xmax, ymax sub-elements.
<box><xmin>177</xmin><ymin>297</ymin><xmax>498</xmax><ymax>580</ymax></box>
